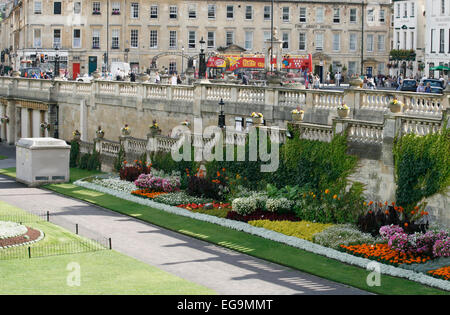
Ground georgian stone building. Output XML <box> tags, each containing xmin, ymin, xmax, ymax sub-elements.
<box><xmin>0</xmin><ymin>0</ymin><xmax>392</xmax><ymax>80</ymax></box>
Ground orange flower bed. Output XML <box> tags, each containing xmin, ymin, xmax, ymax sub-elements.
<box><xmin>427</xmin><ymin>266</ymin><xmax>450</xmax><ymax>281</ymax></box>
<box><xmin>340</xmin><ymin>243</ymin><xmax>432</xmax><ymax>266</ymax></box>
<box><xmin>131</xmin><ymin>189</ymin><xmax>167</xmax><ymax>199</ymax></box>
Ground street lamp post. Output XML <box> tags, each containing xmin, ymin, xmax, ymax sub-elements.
<box><xmin>181</xmin><ymin>46</ymin><xmax>185</xmax><ymax>76</ymax></box>
<box><xmin>198</xmin><ymin>37</ymin><xmax>206</xmax><ymax>80</ymax></box>
<box><xmin>218</xmin><ymin>98</ymin><xmax>226</xmax><ymax>129</ymax></box>
<box><xmin>54</xmin><ymin>46</ymin><xmax>60</xmax><ymax>79</ymax></box>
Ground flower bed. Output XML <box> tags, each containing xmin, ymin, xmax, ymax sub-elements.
<box><xmin>0</xmin><ymin>221</ymin><xmax>28</xmax><ymax>239</ymax></box>
<box><xmin>74</xmin><ymin>177</ymin><xmax>450</xmax><ymax>290</ymax></box>
<box><xmin>427</xmin><ymin>266</ymin><xmax>450</xmax><ymax>281</ymax></box>
<box><xmin>248</xmin><ymin>220</ymin><xmax>333</xmax><ymax>241</ymax></box>
<box><xmin>131</xmin><ymin>189</ymin><xmax>168</xmax><ymax>200</ymax></box>
<box><xmin>226</xmin><ymin>210</ymin><xmax>301</xmax><ymax>223</ymax></box>
<box><xmin>339</xmin><ymin>243</ymin><xmax>433</xmax><ymax>266</ymax></box>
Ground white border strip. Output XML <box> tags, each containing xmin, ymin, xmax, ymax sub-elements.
<box><xmin>74</xmin><ymin>179</ymin><xmax>450</xmax><ymax>291</ymax></box>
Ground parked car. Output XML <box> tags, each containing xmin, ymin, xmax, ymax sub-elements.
<box><xmin>400</xmin><ymin>79</ymin><xmax>418</xmax><ymax>92</ymax></box>
<box><xmin>76</xmin><ymin>73</ymin><xmax>93</xmax><ymax>83</ymax></box>
<box><xmin>421</xmin><ymin>79</ymin><xmax>444</xmax><ymax>94</ymax></box>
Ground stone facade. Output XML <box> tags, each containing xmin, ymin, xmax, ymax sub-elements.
<box><xmin>0</xmin><ymin>0</ymin><xmax>391</xmax><ymax>79</ymax></box>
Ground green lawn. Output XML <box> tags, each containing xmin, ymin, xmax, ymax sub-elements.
<box><xmin>0</xmin><ymin>201</ymin><xmax>215</xmax><ymax>295</ymax></box>
<box><xmin>0</xmin><ymin>155</ymin><xmax>7</xmax><ymax>160</ymax></box>
<box><xmin>1</xmin><ymin>167</ymin><xmax>449</xmax><ymax>294</ymax></box>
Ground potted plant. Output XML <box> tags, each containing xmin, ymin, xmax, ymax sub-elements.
<box><xmin>72</xmin><ymin>130</ymin><xmax>81</xmax><ymax>141</ymax></box>
<box><xmin>251</xmin><ymin>112</ymin><xmax>264</xmax><ymax>125</ymax></box>
<box><xmin>121</xmin><ymin>124</ymin><xmax>131</xmax><ymax>136</ymax></box>
<box><xmin>149</xmin><ymin>120</ymin><xmax>161</xmax><ymax>136</ymax></box>
<box><xmin>337</xmin><ymin>104</ymin><xmax>350</xmax><ymax>118</ymax></box>
<box><xmin>96</xmin><ymin>126</ymin><xmax>105</xmax><ymax>139</ymax></box>
<box><xmin>291</xmin><ymin>107</ymin><xmax>305</xmax><ymax>121</ymax></box>
<box><xmin>389</xmin><ymin>97</ymin><xmax>404</xmax><ymax>114</ymax></box>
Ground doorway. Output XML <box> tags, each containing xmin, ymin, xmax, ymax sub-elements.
<box><xmin>88</xmin><ymin>56</ymin><xmax>97</xmax><ymax>74</ymax></box>
<box><xmin>314</xmin><ymin>65</ymin><xmax>324</xmax><ymax>83</ymax></box>
<box><xmin>73</xmin><ymin>63</ymin><xmax>80</xmax><ymax>79</ymax></box>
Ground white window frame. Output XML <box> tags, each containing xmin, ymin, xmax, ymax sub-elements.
<box><xmin>349</xmin><ymin>33</ymin><xmax>357</xmax><ymax>51</ymax></box>
<box><xmin>245</xmin><ymin>5</ymin><xmax>253</xmax><ymax>20</ymax></box>
<box><xmin>315</xmin><ymin>33</ymin><xmax>324</xmax><ymax>51</ymax></box>
<box><xmin>73</xmin><ymin>29</ymin><xmax>82</xmax><ymax>48</ymax></box>
<box><xmin>130</xmin><ymin>29</ymin><xmax>139</xmax><ymax>48</ymax></box>
<box><xmin>377</xmin><ymin>34</ymin><xmax>385</xmax><ymax>51</ymax></box>
<box><xmin>111</xmin><ymin>29</ymin><xmax>120</xmax><ymax>49</ymax></box>
<box><xmin>245</xmin><ymin>31</ymin><xmax>253</xmax><ymax>50</ymax></box>
<box><xmin>332</xmin><ymin>33</ymin><xmax>340</xmax><ymax>51</ymax></box>
<box><xmin>298</xmin><ymin>32</ymin><xmax>306</xmax><ymax>51</ymax></box>
<box><xmin>34</xmin><ymin>1</ymin><xmax>42</xmax><ymax>14</ymax></box>
<box><xmin>169</xmin><ymin>30</ymin><xmax>177</xmax><ymax>49</ymax></box>
<box><xmin>282</xmin><ymin>7</ymin><xmax>290</xmax><ymax>22</ymax></box>
<box><xmin>316</xmin><ymin>7</ymin><xmax>324</xmax><ymax>23</ymax></box>
<box><xmin>188</xmin><ymin>4</ymin><xmax>197</xmax><ymax>19</ymax></box>
<box><xmin>333</xmin><ymin>8</ymin><xmax>340</xmax><ymax>23</ymax></box>
<box><xmin>367</xmin><ymin>34</ymin><xmax>374</xmax><ymax>52</ymax></box>
<box><xmin>169</xmin><ymin>5</ymin><xmax>177</xmax><ymax>19</ymax></box>
<box><xmin>207</xmin><ymin>31</ymin><xmax>215</xmax><ymax>49</ymax></box>
<box><xmin>299</xmin><ymin>7</ymin><xmax>307</xmax><ymax>23</ymax></box>
<box><xmin>131</xmin><ymin>3</ymin><xmax>139</xmax><ymax>19</ymax></box>
<box><xmin>53</xmin><ymin>29</ymin><xmax>61</xmax><ymax>48</ymax></box>
<box><xmin>150</xmin><ymin>5</ymin><xmax>158</xmax><ymax>19</ymax></box>
<box><xmin>226</xmin><ymin>5</ymin><xmax>234</xmax><ymax>19</ymax></box>
<box><xmin>208</xmin><ymin>4</ymin><xmax>216</xmax><ymax>19</ymax></box>
<box><xmin>92</xmin><ymin>29</ymin><xmax>100</xmax><ymax>49</ymax></box>
<box><xmin>282</xmin><ymin>32</ymin><xmax>289</xmax><ymax>49</ymax></box>
<box><xmin>74</xmin><ymin>1</ymin><xmax>81</xmax><ymax>14</ymax></box>
<box><xmin>33</xmin><ymin>29</ymin><xmax>42</xmax><ymax>48</ymax></box>
<box><xmin>188</xmin><ymin>31</ymin><xmax>196</xmax><ymax>49</ymax></box>
<box><xmin>226</xmin><ymin>31</ymin><xmax>234</xmax><ymax>46</ymax></box>
<box><xmin>149</xmin><ymin>30</ymin><xmax>158</xmax><ymax>49</ymax></box>
<box><xmin>264</xmin><ymin>6</ymin><xmax>271</xmax><ymax>20</ymax></box>
<box><xmin>350</xmin><ymin>8</ymin><xmax>357</xmax><ymax>23</ymax></box>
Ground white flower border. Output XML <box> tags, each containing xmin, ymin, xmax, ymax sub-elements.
<box><xmin>74</xmin><ymin>179</ymin><xmax>450</xmax><ymax>292</ymax></box>
<box><xmin>0</xmin><ymin>228</ymin><xmax>45</xmax><ymax>249</ymax></box>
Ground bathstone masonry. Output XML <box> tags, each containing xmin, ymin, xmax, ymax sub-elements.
<box><xmin>0</xmin><ymin>77</ymin><xmax>448</xmax><ymax>227</ymax></box>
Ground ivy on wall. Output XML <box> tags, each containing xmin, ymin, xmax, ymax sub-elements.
<box><xmin>393</xmin><ymin>126</ymin><xmax>450</xmax><ymax>208</ymax></box>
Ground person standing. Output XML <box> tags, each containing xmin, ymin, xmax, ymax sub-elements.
<box><xmin>424</xmin><ymin>82</ymin><xmax>432</xmax><ymax>93</ymax></box>
<box><xmin>326</xmin><ymin>72</ymin><xmax>331</xmax><ymax>86</ymax></box>
<box><xmin>416</xmin><ymin>82</ymin><xmax>425</xmax><ymax>93</ymax></box>
<box><xmin>155</xmin><ymin>72</ymin><xmax>160</xmax><ymax>83</ymax></box>
<box><xmin>171</xmin><ymin>73</ymin><xmax>178</xmax><ymax>85</ymax></box>
<box><xmin>335</xmin><ymin>72</ymin><xmax>341</xmax><ymax>87</ymax></box>
<box><xmin>177</xmin><ymin>74</ymin><xmax>182</xmax><ymax>85</ymax></box>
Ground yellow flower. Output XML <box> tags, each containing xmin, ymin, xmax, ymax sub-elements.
<box><xmin>333</xmin><ymin>194</ymin><xmax>338</xmax><ymax>199</ymax></box>
<box><xmin>324</xmin><ymin>189</ymin><xmax>330</xmax><ymax>194</ymax></box>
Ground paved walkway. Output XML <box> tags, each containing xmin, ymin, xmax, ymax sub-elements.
<box><xmin>0</xmin><ymin>146</ymin><xmax>369</xmax><ymax>295</ymax></box>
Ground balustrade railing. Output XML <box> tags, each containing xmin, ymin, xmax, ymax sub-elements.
<box><xmin>400</xmin><ymin>117</ymin><xmax>442</xmax><ymax>136</ymax></box>
<box><xmin>347</xmin><ymin>120</ymin><xmax>384</xmax><ymax>145</ymax></box>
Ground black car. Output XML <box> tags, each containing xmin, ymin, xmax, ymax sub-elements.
<box><xmin>400</xmin><ymin>79</ymin><xmax>418</xmax><ymax>92</ymax></box>
<box><xmin>421</xmin><ymin>79</ymin><xmax>445</xmax><ymax>94</ymax></box>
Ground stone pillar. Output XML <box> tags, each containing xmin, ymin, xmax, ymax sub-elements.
<box><xmin>80</xmin><ymin>99</ymin><xmax>88</xmax><ymax>142</ymax></box>
<box><xmin>32</xmin><ymin>109</ymin><xmax>41</xmax><ymax>138</ymax></box>
<box><xmin>381</xmin><ymin>113</ymin><xmax>402</xmax><ymax>167</ymax></box>
<box><xmin>192</xmin><ymin>83</ymin><xmax>202</xmax><ymax>118</ymax></box>
<box><xmin>0</xmin><ymin>103</ymin><xmax>5</xmax><ymax>141</ymax></box>
<box><xmin>20</xmin><ymin>107</ymin><xmax>29</xmax><ymax>139</ymax></box>
<box><xmin>5</xmin><ymin>101</ymin><xmax>16</xmax><ymax>144</ymax></box>
<box><xmin>44</xmin><ymin>110</ymin><xmax>50</xmax><ymax>137</ymax></box>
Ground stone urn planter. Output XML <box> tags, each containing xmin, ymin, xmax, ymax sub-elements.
<box><xmin>337</xmin><ymin>108</ymin><xmax>350</xmax><ymax>119</ymax></box>
<box><xmin>92</xmin><ymin>70</ymin><xmax>101</xmax><ymax>79</ymax></box>
<box><xmin>149</xmin><ymin>128</ymin><xmax>161</xmax><ymax>137</ymax></box>
<box><xmin>349</xmin><ymin>77</ymin><xmax>363</xmax><ymax>89</ymax></box>
<box><xmin>389</xmin><ymin>100</ymin><xmax>403</xmax><ymax>113</ymax></box>
<box><xmin>252</xmin><ymin>117</ymin><xmax>263</xmax><ymax>125</ymax></box>
<box><xmin>72</xmin><ymin>132</ymin><xmax>81</xmax><ymax>141</ymax></box>
<box><xmin>96</xmin><ymin>131</ymin><xmax>105</xmax><ymax>139</ymax></box>
<box><xmin>138</xmin><ymin>73</ymin><xmax>150</xmax><ymax>82</ymax></box>
<box><xmin>292</xmin><ymin>112</ymin><xmax>304</xmax><ymax>122</ymax></box>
